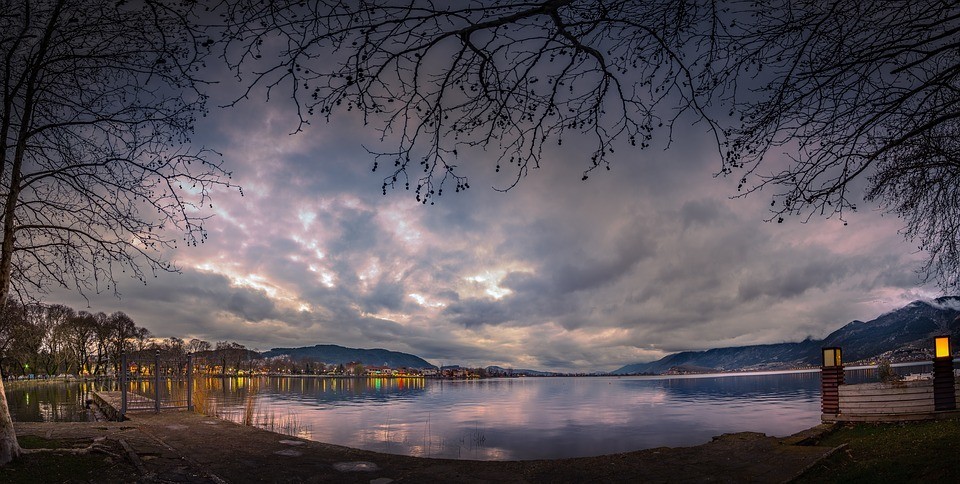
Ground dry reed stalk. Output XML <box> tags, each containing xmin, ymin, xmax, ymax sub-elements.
<box><xmin>242</xmin><ymin>393</ymin><xmax>257</xmax><ymax>426</ymax></box>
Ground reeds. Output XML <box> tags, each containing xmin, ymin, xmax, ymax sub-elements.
<box><xmin>242</xmin><ymin>393</ymin><xmax>256</xmax><ymax>426</ymax></box>
<box><xmin>191</xmin><ymin>380</ymin><xmax>220</xmax><ymax>417</ymax></box>
<box><xmin>190</xmin><ymin>378</ymin><xmax>309</xmax><ymax>438</ymax></box>
<box><xmin>260</xmin><ymin>409</ymin><xmax>309</xmax><ymax>437</ymax></box>
<box><xmin>236</xmin><ymin>401</ymin><xmax>309</xmax><ymax>438</ymax></box>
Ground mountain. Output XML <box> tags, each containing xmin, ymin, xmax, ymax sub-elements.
<box><xmin>261</xmin><ymin>344</ymin><xmax>436</xmax><ymax>369</ymax></box>
<box><xmin>612</xmin><ymin>297</ymin><xmax>960</xmax><ymax>375</ymax></box>
<box><xmin>485</xmin><ymin>365</ymin><xmax>558</xmax><ymax>376</ymax></box>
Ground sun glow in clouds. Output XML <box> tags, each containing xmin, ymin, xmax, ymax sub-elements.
<box><xmin>409</xmin><ymin>293</ymin><xmax>446</xmax><ymax>308</ymax></box>
<box><xmin>194</xmin><ymin>262</ymin><xmax>316</xmax><ymax>313</ymax></box>
<box><xmin>293</xmin><ymin>236</ymin><xmax>326</xmax><ymax>260</ymax></box>
<box><xmin>306</xmin><ymin>264</ymin><xmax>335</xmax><ymax>287</ymax></box>
<box><xmin>298</xmin><ymin>210</ymin><xmax>317</xmax><ymax>229</ymax></box>
<box><xmin>464</xmin><ymin>271</ymin><xmax>513</xmax><ymax>299</ymax></box>
<box><xmin>379</xmin><ymin>205</ymin><xmax>422</xmax><ymax>245</ymax></box>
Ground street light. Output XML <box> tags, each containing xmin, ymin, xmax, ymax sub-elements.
<box><xmin>933</xmin><ymin>335</ymin><xmax>957</xmax><ymax>411</ymax></box>
<box><xmin>822</xmin><ymin>347</ymin><xmax>842</xmax><ymax>367</ymax></box>
<box><xmin>820</xmin><ymin>347</ymin><xmax>844</xmax><ymax>417</ymax></box>
<box><xmin>935</xmin><ymin>335</ymin><xmax>951</xmax><ymax>359</ymax></box>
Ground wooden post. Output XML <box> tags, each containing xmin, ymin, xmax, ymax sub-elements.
<box><xmin>821</xmin><ymin>365</ymin><xmax>844</xmax><ymax>415</ymax></box>
<box><xmin>120</xmin><ymin>352</ymin><xmax>127</xmax><ymax>416</ymax></box>
<box><xmin>821</xmin><ymin>346</ymin><xmax>844</xmax><ymax>416</ymax></box>
<box><xmin>933</xmin><ymin>336</ymin><xmax>956</xmax><ymax>411</ymax></box>
<box><xmin>154</xmin><ymin>350</ymin><xmax>161</xmax><ymax>413</ymax></box>
<box><xmin>187</xmin><ymin>353</ymin><xmax>194</xmax><ymax>412</ymax></box>
<box><xmin>933</xmin><ymin>357</ymin><xmax>956</xmax><ymax>411</ymax></box>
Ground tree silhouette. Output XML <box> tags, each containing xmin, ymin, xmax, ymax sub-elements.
<box><xmin>222</xmin><ymin>0</ymin><xmax>960</xmax><ymax>287</ymax></box>
<box><xmin>0</xmin><ymin>1</ymin><xmax>233</xmax><ymax>464</ymax></box>
<box><xmin>219</xmin><ymin>0</ymin><xmax>709</xmax><ymax>202</ymax></box>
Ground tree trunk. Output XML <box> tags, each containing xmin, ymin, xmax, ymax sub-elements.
<box><xmin>0</xmin><ymin>378</ymin><xmax>19</xmax><ymax>465</ymax></box>
<box><xmin>0</xmin><ymin>0</ymin><xmax>67</xmax><ymax>465</ymax></box>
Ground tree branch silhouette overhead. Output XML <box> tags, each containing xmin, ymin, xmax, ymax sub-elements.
<box><xmin>1</xmin><ymin>0</ymin><xmax>958</xmax><ymax>468</ymax></box>
<box><xmin>0</xmin><ymin>0</ymin><xmax>236</xmax><ymax>464</ymax></box>
<box><xmin>221</xmin><ymin>0</ymin><xmax>960</xmax><ymax>288</ymax></box>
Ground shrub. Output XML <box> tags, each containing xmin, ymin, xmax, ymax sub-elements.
<box><xmin>877</xmin><ymin>360</ymin><xmax>903</xmax><ymax>383</ymax></box>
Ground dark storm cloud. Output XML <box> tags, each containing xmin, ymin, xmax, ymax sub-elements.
<box><xmin>737</xmin><ymin>258</ymin><xmax>853</xmax><ymax>303</ymax></box>
<box><xmin>359</xmin><ymin>278</ymin><xmax>408</xmax><ymax>312</ymax></box>
<box><xmin>551</xmin><ymin>232</ymin><xmax>654</xmax><ymax>294</ymax></box>
<box><xmin>38</xmin><ymin>51</ymin><xmax>942</xmax><ymax>373</ymax></box>
<box><xmin>680</xmin><ymin>199</ymin><xmax>728</xmax><ymax>229</ymax></box>
<box><xmin>444</xmin><ymin>298</ymin><xmax>513</xmax><ymax>328</ymax></box>
<box><xmin>223</xmin><ymin>290</ymin><xmax>277</xmax><ymax>322</ymax></box>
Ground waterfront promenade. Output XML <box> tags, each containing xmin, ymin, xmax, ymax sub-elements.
<box><xmin>13</xmin><ymin>408</ymin><xmax>840</xmax><ymax>483</ymax></box>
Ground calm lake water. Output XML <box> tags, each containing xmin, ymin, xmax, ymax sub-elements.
<box><xmin>5</xmin><ymin>367</ymin><xmax>920</xmax><ymax>460</ymax></box>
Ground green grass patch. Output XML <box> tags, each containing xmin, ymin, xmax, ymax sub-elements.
<box><xmin>795</xmin><ymin>419</ymin><xmax>960</xmax><ymax>483</ymax></box>
<box><xmin>0</xmin><ymin>436</ymin><xmax>137</xmax><ymax>483</ymax></box>
<box><xmin>17</xmin><ymin>435</ymin><xmax>63</xmax><ymax>449</ymax></box>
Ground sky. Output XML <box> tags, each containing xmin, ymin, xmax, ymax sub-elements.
<box><xmin>48</xmin><ymin>50</ymin><xmax>942</xmax><ymax>374</ymax></box>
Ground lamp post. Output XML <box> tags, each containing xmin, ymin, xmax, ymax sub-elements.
<box><xmin>932</xmin><ymin>335</ymin><xmax>956</xmax><ymax>411</ymax></box>
<box><xmin>821</xmin><ymin>347</ymin><xmax>844</xmax><ymax>416</ymax></box>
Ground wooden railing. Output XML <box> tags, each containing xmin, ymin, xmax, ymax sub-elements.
<box><xmin>823</xmin><ymin>377</ymin><xmax>960</xmax><ymax>422</ymax></box>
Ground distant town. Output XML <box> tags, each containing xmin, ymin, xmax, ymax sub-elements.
<box><xmin>3</xmin><ymin>298</ymin><xmax>957</xmax><ymax>382</ymax></box>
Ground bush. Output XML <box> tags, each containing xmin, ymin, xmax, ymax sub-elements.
<box><xmin>877</xmin><ymin>360</ymin><xmax>902</xmax><ymax>383</ymax></box>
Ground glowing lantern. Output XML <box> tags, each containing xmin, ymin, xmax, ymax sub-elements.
<box><xmin>935</xmin><ymin>336</ymin><xmax>951</xmax><ymax>358</ymax></box>
<box><xmin>822</xmin><ymin>347</ymin><xmax>842</xmax><ymax>367</ymax></box>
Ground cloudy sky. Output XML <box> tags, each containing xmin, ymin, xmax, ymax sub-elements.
<box><xmin>49</xmin><ymin>57</ymin><xmax>940</xmax><ymax>373</ymax></box>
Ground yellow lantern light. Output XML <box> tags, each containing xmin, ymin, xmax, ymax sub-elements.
<box><xmin>935</xmin><ymin>336</ymin><xmax>951</xmax><ymax>358</ymax></box>
<box><xmin>822</xmin><ymin>347</ymin><xmax>842</xmax><ymax>367</ymax></box>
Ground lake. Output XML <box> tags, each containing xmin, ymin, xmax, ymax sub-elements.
<box><xmin>6</xmin><ymin>370</ymin><xmax>854</xmax><ymax>460</ymax></box>
<box><xmin>5</xmin><ymin>379</ymin><xmax>115</xmax><ymax>422</ymax></box>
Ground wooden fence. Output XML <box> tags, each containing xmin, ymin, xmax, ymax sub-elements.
<box><xmin>823</xmin><ymin>377</ymin><xmax>960</xmax><ymax>422</ymax></box>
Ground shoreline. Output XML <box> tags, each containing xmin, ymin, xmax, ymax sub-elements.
<box><xmin>13</xmin><ymin>410</ymin><xmax>840</xmax><ymax>483</ymax></box>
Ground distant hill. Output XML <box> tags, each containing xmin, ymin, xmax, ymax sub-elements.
<box><xmin>612</xmin><ymin>297</ymin><xmax>960</xmax><ymax>375</ymax></box>
<box><xmin>262</xmin><ymin>344</ymin><xmax>436</xmax><ymax>369</ymax></box>
<box><xmin>485</xmin><ymin>365</ymin><xmax>558</xmax><ymax>377</ymax></box>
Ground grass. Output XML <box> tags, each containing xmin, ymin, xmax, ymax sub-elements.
<box><xmin>0</xmin><ymin>436</ymin><xmax>137</xmax><ymax>483</ymax></box>
<box><xmin>18</xmin><ymin>435</ymin><xmax>64</xmax><ymax>449</ymax></box>
<box><xmin>794</xmin><ymin>418</ymin><xmax>960</xmax><ymax>483</ymax></box>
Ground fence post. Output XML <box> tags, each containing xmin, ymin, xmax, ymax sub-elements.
<box><xmin>187</xmin><ymin>353</ymin><xmax>194</xmax><ymax>412</ymax></box>
<box><xmin>120</xmin><ymin>352</ymin><xmax>127</xmax><ymax>416</ymax></box>
<box><xmin>155</xmin><ymin>349</ymin><xmax>161</xmax><ymax>413</ymax></box>
<box><xmin>933</xmin><ymin>336</ymin><xmax>956</xmax><ymax>411</ymax></box>
<box><xmin>820</xmin><ymin>347</ymin><xmax>844</xmax><ymax>417</ymax></box>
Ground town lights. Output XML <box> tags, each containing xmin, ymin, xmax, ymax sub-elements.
<box><xmin>822</xmin><ymin>347</ymin><xmax>842</xmax><ymax>367</ymax></box>
<box><xmin>935</xmin><ymin>336</ymin><xmax>951</xmax><ymax>359</ymax></box>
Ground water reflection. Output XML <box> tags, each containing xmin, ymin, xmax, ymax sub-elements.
<box><xmin>10</xmin><ymin>369</ymin><xmax>917</xmax><ymax>460</ymax></box>
<box><xmin>5</xmin><ymin>380</ymin><xmax>115</xmax><ymax>422</ymax></box>
<box><xmin>181</xmin><ymin>373</ymin><xmax>824</xmax><ymax>460</ymax></box>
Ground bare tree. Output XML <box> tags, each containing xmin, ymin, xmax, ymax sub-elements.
<box><xmin>221</xmin><ymin>0</ymin><xmax>960</xmax><ymax>288</ymax></box>
<box><xmin>219</xmin><ymin>0</ymin><xmax>708</xmax><ymax>202</ymax></box>
<box><xmin>187</xmin><ymin>337</ymin><xmax>212</xmax><ymax>354</ymax></box>
<box><xmin>711</xmin><ymin>2</ymin><xmax>960</xmax><ymax>289</ymax></box>
<box><xmin>10</xmin><ymin>306</ymin><xmax>43</xmax><ymax>377</ymax></box>
<box><xmin>91</xmin><ymin>311</ymin><xmax>110</xmax><ymax>376</ymax></box>
<box><xmin>0</xmin><ymin>301</ymin><xmax>25</xmax><ymax>366</ymax></box>
<box><xmin>36</xmin><ymin>304</ymin><xmax>73</xmax><ymax>375</ymax></box>
<box><xmin>0</xmin><ymin>1</ymin><xmax>232</xmax><ymax>464</ymax></box>
<box><xmin>106</xmin><ymin>311</ymin><xmax>137</xmax><ymax>376</ymax></box>
<box><xmin>63</xmin><ymin>311</ymin><xmax>96</xmax><ymax>375</ymax></box>
<box><xmin>164</xmin><ymin>336</ymin><xmax>187</xmax><ymax>375</ymax></box>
